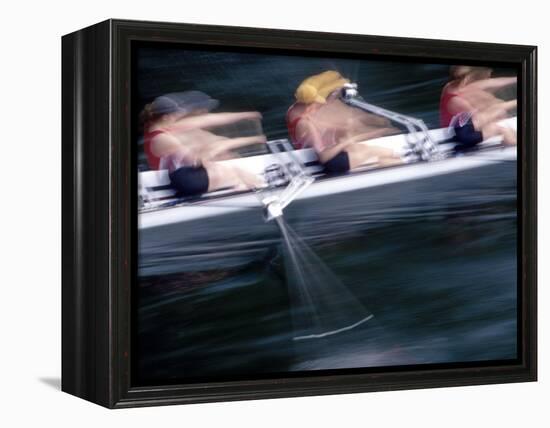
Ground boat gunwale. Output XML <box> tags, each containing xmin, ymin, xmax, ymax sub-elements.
<box><xmin>139</xmin><ymin>142</ymin><xmax>517</xmax><ymax>216</ymax></box>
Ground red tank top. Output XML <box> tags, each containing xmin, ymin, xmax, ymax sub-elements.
<box><xmin>286</xmin><ymin>103</ymin><xmax>317</xmax><ymax>149</ymax></box>
<box><xmin>440</xmin><ymin>89</ymin><xmax>458</xmax><ymax>127</ymax></box>
<box><xmin>287</xmin><ymin>121</ymin><xmax>304</xmax><ymax>149</ymax></box>
<box><xmin>143</xmin><ymin>129</ymin><xmax>165</xmax><ymax>170</ymax></box>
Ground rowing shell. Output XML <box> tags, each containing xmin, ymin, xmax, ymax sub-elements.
<box><xmin>139</xmin><ymin>117</ymin><xmax>516</xmax><ymax>229</ymax></box>
<box><xmin>138</xmin><ymin>118</ymin><xmax>516</xmax><ymax>276</ymax></box>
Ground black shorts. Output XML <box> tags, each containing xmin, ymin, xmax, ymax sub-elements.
<box><xmin>454</xmin><ymin>118</ymin><xmax>483</xmax><ymax>149</ymax></box>
<box><xmin>169</xmin><ymin>166</ymin><xmax>209</xmax><ymax>197</ymax></box>
<box><xmin>323</xmin><ymin>151</ymin><xmax>350</xmax><ymax>174</ymax></box>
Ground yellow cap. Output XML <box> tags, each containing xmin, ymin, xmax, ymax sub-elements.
<box><xmin>295</xmin><ymin>70</ymin><xmax>350</xmax><ymax>104</ymax></box>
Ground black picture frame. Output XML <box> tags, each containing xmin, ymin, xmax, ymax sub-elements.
<box><xmin>61</xmin><ymin>18</ymin><xmax>537</xmax><ymax>408</ymax></box>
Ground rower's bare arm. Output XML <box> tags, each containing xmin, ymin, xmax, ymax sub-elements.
<box><xmin>317</xmin><ymin>127</ymin><xmax>396</xmax><ymax>163</ymax></box>
<box><xmin>223</xmin><ymin>135</ymin><xmax>267</xmax><ymax>147</ymax></box>
<box><xmin>177</xmin><ymin>112</ymin><xmax>262</xmax><ymax>130</ymax></box>
<box><xmin>317</xmin><ymin>141</ymin><xmax>356</xmax><ymax>164</ymax></box>
<box><xmin>468</xmin><ymin>77</ymin><xmax>517</xmax><ymax>92</ymax></box>
<box><xmin>359</xmin><ymin>114</ymin><xmax>392</xmax><ymax>128</ymax></box>
<box><xmin>345</xmin><ymin>127</ymin><xmax>399</xmax><ymax>144</ymax></box>
<box><xmin>297</xmin><ymin>119</ymin><xmax>358</xmax><ymax>163</ymax></box>
<box><xmin>150</xmin><ymin>132</ymin><xmax>184</xmax><ymax>158</ymax></box>
<box><xmin>296</xmin><ymin>118</ymin><xmax>364</xmax><ymax>163</ymax></box>
<box><xmin>206</xmin><ymin>135</ymin><xmax>267</xmax><ymax>159</ymax></box>
<box><xmin>296</xmin><ymin>118</ymin><xmax>328</xmax><ymax>153</ymax></box>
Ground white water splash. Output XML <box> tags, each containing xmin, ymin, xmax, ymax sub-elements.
<box><xmin>275</xmin><ymin>216</ymin><xmax>374</xmax><ymax>341</ymax></box>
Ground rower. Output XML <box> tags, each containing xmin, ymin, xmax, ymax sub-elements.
<box><xmin>141</xmin><ymin>91</ymin><xmax>267</xmax><ymax>198</ymax></box>
<box><xmin>286</xmin><ymin>71</ymin><xmax>407</xmax><ymax>175</ymax></box>
<box><xmin>270</xmin><ymin>70</ymin><xmax>441</xmax><ymax>222</ymax></box>
<box><xmin>440</xmin><ymin>66</ymin><xmax>517</xmax><ymax>150</ymax></box>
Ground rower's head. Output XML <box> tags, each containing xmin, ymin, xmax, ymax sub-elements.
<box><xmin>450</xmin><ymin>66</ymin><xmax>492</xmax><ymax>84</ymax></box>
<box><xmin>140</xmin><ymin>91</ymin><xmax>219</xmax><ymax>128</ymax></box>
<box><xmin>295</xmin><ymin>70</ymin><xmax>350</xmax><ymax>105</ymax></box>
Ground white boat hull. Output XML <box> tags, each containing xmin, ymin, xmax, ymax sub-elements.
<box><xmin>139</xmin><ymin>147</ymin><xmax>516</xmax><ymax>276</ymax></box>
<box><xmin>139</xmin><ymin>145</ymin><xmax>516</xmax><ymax>230</ymax></box>
<box><xmin>138</xmin><ymin>116</ymin><xmax>517</xmax><ymax>276</ymax></box>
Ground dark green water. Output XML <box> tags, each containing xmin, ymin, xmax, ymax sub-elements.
<box><xmin>137</xmin><ymin>169</ymin><xmax>517</xmax><ymax>384</ymax></box>
<box><xmin>135</xmin><ymin>47</ymin><xmax>517</xmax><ymax>384</ymax></box>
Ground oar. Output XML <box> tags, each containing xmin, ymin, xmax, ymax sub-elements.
<box><xmin>260</xmin><ymin>138</ymin><xmax>315</xmax><ymax>221</ymax></box>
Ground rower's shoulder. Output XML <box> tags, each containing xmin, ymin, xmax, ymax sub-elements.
<box><xmin>148</xmin><ymin>128</ymin><xmax>180</xmax><ymax>145</ymax></box>
<box><xmin>442</xmin><ymin>81</ymin><xmax>458</xmax><ymax>93</ymax></box>
<box><xmin>287</xmin><ymin>102</ymin><xmax>306</xmax><ymax>115</ymax></box>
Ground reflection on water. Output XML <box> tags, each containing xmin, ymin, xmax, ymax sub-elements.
<box><xmin>136</xmin><ymin>165</ymin><xmax>517</xmax><ymax>384</ymax></box>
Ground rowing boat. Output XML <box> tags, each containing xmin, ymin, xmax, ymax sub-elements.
<box><xmin>139</xmin><ymin>117</ymin><xmax>516</xmax><ymax>227</ymax></box>
<box><xmin>138</xmin><ymin>117</ymin><xmax>516</xmax><ymax>276</ymax></box>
